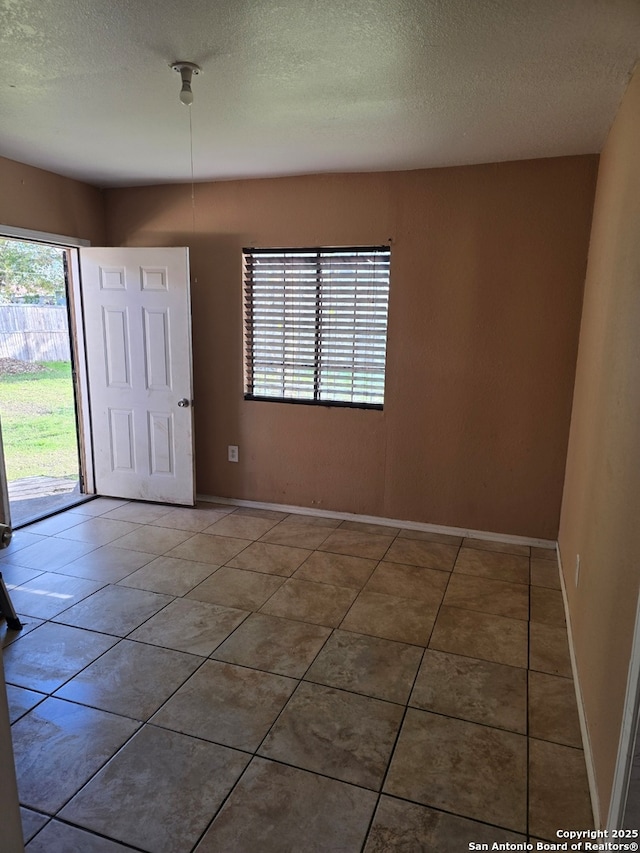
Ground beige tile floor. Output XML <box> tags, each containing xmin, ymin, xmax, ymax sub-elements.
<box><xmin>1</xmin><ymin>498</ymin><xmax>594</xmax><ymax>852</ymax></box>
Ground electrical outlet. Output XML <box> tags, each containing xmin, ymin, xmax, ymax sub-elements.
<box><xmin>575</xmin><ymin>554</ymin><xmax>581</xmax><ymax>586</ymax></box>
<box><xmin>228</xmin><ymin>445</ymin><xmax>239</xmax><ymax>463</ymax></box>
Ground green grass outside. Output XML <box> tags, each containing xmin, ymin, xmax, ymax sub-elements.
<box><xmin>0</xmin><ymin>361</ymin><xmax>79</xmax><ymax>482</ymax></box>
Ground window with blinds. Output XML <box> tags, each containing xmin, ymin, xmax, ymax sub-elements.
<box><xmin>243</xmin><ymin>246</ymin><xmax>390</xmax><ymax>408</ymax></box>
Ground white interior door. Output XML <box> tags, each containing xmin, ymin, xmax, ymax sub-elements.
<box><xmin>80</xmin><ymin>247</ymin><xmax>194</xmax><ymax>505</ymax></box>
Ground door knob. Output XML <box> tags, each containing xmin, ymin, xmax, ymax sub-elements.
<box><xmin>177</xmin><ymin>398</ymin><xmax>190</xmax><ymax>408</ymax></box>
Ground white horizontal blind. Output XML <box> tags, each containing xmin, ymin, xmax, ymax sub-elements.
<box><xmin>243</xmin><ymin>246</ymin><xmax>390</xmax><ymax>407</ymax></box>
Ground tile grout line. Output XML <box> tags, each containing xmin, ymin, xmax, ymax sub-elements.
<box><xmin>8</xmin><ymin>503</ymin><xmax>576</xmax><ymax>850</ymax></box>
<box><xmin>359</xmin><ymin>537</ymin><xmax>464</xmax><ymax>850</ymax></box>
<box><xmin>183</xmin><ymin>540</ymin><xmax>342</xmax><ymax>852</ymax></box>
<box><xmin>6</xmin><ymin>510</ymin><xmax>227</xmax><ymax>848</ymax></box>
<box><xmin>46</xmin><ymin>814</ymin><xmax>151</xmax><ymax>853</ymax></box>
<box><xmin>189</xmin><ymin>525</ymin><xmax>407</xmax><ymax>850</ymax></box>
<box><xmin>153</xmin><ymin>519</ymin><xmax>392</xmax><ymax>851</ymax></box>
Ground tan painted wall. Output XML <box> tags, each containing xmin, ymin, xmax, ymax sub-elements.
<box><xmin>105</xmin><ymin>157</ymin><xmax>597</xmax><ymax>538</ymax></box>
<box><xmin>0</xmin><ymin>156</ymin><xmax>105</xmax><ymax>244</ymax></box>
<box><xmin>559</xmin><ymin>66</ymin><xmax>640</xmax><ymax>822</ymax></box>
<box><xmin>0</xmin><ymin>157</ymin><xmax>106</xmax><ymax>850</ymax></box>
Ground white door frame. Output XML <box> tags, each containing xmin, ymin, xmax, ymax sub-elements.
<box><xmin>66</xmin><ymin>246</ymin><xmax>95</xmax><ymax>494</ymax></box>
<box><xmin>608</xmin><ymin>588</ymin><xmax>640</xmax><ymax>828</ymax></box>
<box><xmin>0</xmin><ymin>224</ymin><xmax>90</xmax><ymax>249</ymax></box>
<box><xmin>0</xmin><ymin>418</ymin><xmax>10</xmax><ymax>533</ymax></box>
<box><xmin>0</xmin><ymin>224</ymin><xmax>95</xmax><ymax>528</ymax></box>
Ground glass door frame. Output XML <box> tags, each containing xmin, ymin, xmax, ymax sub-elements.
<box><xmin>0</xmin><ymin>224</ymin><xmax>94</xmax><ymax>531</ymax></box>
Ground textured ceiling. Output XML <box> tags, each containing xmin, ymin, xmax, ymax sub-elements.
<box><xmin>0</xmin><ymin>0</ymin><xmax>639</xmax><ymax>187</ymax></box>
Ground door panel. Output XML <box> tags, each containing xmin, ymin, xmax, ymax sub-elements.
<box><xmin>80</xmin><ymin>247</ymin><xmax>194</xmax><ymax>505</ymax></box>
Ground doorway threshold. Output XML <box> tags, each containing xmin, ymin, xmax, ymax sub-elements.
<box><xmin>8</xmin><ymin>476</ymin><xmax>94</xmax><ymax>529</ymax></box>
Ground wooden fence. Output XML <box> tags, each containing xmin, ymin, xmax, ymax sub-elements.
<box><xmin>0</xmin><ymin>305</ymin><xmax>71</xmax><ymax>362</ymax></box>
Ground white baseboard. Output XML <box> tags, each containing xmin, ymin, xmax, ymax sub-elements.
<box><xmin>557</xmin><ymin>544</ymin><xmax>601</xmax><ymax>829</ymax></box>
<box><xmin>197</xmin><ymin>494</ymin><xmax>556</xmax><ymax>549</ymax></box>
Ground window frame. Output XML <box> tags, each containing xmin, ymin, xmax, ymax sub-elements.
<box><xmin>242</xmin><ymin>245</ymin><xmax>391</xmax><ymax>410</ymax></box>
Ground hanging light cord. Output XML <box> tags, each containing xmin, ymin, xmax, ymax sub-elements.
<box><xmin>189</xmin><ymin>107</ymin><xmax>196</xmax><ymax>236</ymax></box>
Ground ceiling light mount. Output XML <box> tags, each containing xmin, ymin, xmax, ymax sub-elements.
<box><xmin>170</xmin><ymin>61</ymin><xmax>201</xmax><ymax>107</ymax></box>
